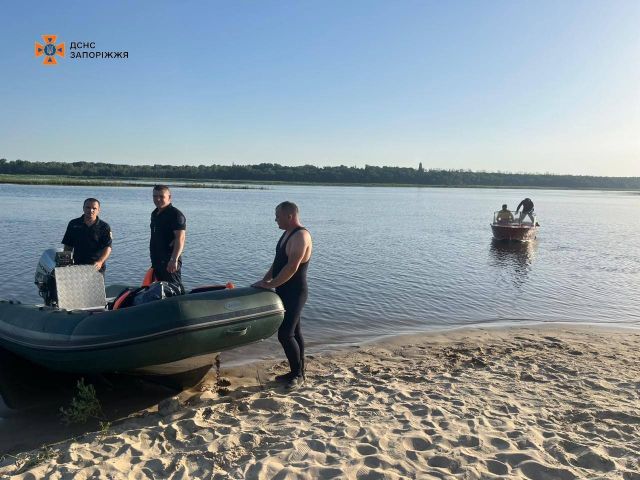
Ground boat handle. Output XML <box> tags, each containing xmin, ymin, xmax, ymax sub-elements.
<box><xmin>226</xmin><ymin>327</ymin><xmax>248</xmax><ymax>336</ymax></box>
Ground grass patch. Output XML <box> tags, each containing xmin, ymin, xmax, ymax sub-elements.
<box><xmin>0</xmin><ymin>174</ymin><xmax>268</xmax><ymax>189</ymax></box>
<box><xmin>59</xmin><ymin>378</ymin><xmax>106</xmax><ymax>425</ymax></box>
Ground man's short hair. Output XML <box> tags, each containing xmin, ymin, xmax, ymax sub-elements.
<box><xmin>502</xmin><ymin>204</ymin><xmax>508</xmax><ymax>209</ymax></box>
<box><xmin>84</xmin><ymin>198</ymin><xmax>100</xmax><ymax>207</ymax></box>
<box><xmin>153</xmin><ymin>184</ymin><xmax>171</xmax><ymax>194</ymax></box>
<box><xmin>277</xmin><ymin>201</ymin><xmax>299</xmax><ymax>216</ymax></box>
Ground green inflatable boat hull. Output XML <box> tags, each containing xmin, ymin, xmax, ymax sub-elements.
<box><xmin>0</xmin><ymin>287</ymin><xmax>284</xmax><ymax>373</ymax></box>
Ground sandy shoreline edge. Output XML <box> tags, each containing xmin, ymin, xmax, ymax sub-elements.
<box><xmin>1</xmin><ymin>324</ymin><xmax>639</xmax><ymax>479</ymax></box>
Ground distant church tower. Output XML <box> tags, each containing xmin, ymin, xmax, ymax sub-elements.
<box><xmin>418</xmin><ymin>162</ymin><xmax>424</xmax><ymax>173</ymax></box>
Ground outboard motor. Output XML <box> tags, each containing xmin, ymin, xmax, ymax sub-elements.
<box><xmin>35</xmin><ymin>248</ymin><xmax>73</xmax><ymax>306</ymax></box>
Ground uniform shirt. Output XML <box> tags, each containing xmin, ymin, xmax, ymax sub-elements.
<box><xmin>62</xmin><ymin>216</ymin><xmax>112</xmax><ymax>268</ymax></box>
<box><xmin>150</xmin><ymin>204</ymin><xmax>186</xmax><ymax>265</ymax></box>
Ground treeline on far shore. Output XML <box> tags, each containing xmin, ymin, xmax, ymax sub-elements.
<box><xmin>1</xmin><ymin>158</ymin><xmax>639</xmax><ymax>190</ymax></box>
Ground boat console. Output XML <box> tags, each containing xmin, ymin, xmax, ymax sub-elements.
<box><xmin>35</xmin><ymin>248</ymin><xmax>106</xmax><ymax>310</ymax></box>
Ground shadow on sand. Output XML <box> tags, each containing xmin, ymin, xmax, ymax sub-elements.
<box><xmin>0</xmin><ymin>347</ymin><xmax>212</xmax><ymax>455</ymax></box>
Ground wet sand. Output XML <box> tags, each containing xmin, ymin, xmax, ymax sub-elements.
<box><xmin>1</xmin><ymin>325</ymin><xmax>639</xmax><ymax>479</ymax></box>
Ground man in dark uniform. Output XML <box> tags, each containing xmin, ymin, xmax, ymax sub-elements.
<box><xmin>516</xmin><ymin>197</ymin><xmax>535</xmax><ymax>224</ymax></box>
<box><xmin>253</xmin><ymin>201</ymin><xmax>313</xmax><ymax>390</ymax></box>
<box><xmin>150</xmin><ymin>185</ymin><xmax>186</xmax><ymax>293</ymax></box>
<box><xmin>62</xmin><ymin>198</ymin><xmax>112</xmax><ymax>272</ymax></box>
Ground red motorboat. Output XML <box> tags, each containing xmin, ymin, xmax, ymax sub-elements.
<box><xmin>491</xmin><ymin>210</ymin><xmax>538</xmax><ymax>242</ymax></box>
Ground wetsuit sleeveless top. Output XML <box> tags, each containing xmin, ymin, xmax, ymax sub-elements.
<box><xmin>272</xmin><ymin>226</ymin><xmax>309</xmax><ymax>378</ymax></box>
<box><xmin>272</xmin><ymin>226</ymin><xmax>309</xmax><ymax>294</ymax></box>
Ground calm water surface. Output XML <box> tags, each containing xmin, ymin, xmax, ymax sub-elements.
<box><xmin>1</xmin><ymin>184</ymin><xmax>638</xmax><ymax>363</ymax></box>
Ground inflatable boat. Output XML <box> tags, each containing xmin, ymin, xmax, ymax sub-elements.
<box><xmin>0</xmin><ymin>250</ymin><xmax>284</xmax><ymax>374</ymax></box>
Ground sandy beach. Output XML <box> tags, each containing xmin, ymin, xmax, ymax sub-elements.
<box><xmin>1</xmin><ymin>325</ymin><xmax>639</xmax><ymax>479</ymax></box>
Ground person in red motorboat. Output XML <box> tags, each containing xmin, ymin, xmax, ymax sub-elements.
<box><xmin>496</xmin><ymin>204</ymin><xmax>515</xmax><ymax>224</ymax></box>
<box><xmin>516</xmin><ymin>197</ymin><xmax>535</xmax><ymax>224</ymax></box>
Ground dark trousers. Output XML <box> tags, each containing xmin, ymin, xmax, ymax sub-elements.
<box><xmin>152</xmin><ymin>259</ymin><xmax>184</xmax><ymax>294</ymax></box>
<box><xmin>276</xmin><ymin>287</ymin><xmax>308</xmax><ymax>377</ymax></box>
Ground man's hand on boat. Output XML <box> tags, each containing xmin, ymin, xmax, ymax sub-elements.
<box><xmin>93</xmin><ymin>260</ymin><xmax>104</xmax><ymax>271</ymax></box>
<box><xmin>251</xmin><ymin>280</ymin><xmax>273</xmax><ymax>290</ymax></box>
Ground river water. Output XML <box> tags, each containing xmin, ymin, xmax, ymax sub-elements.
<box><xmin>1</xmin><ymin>183</ymin><xmax>639</xmax><ymax>365</ymax></box>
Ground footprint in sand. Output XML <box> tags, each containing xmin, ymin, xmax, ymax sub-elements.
<box><xmin>518</xmin><ymin>460</ymin><xmax>576</xmax><ymax>480</ymax></box>
<box><xmin>427</xmin><ymin>455</ymin><xmax>460</xmax><ymax>472</ymax></box>
<box><xmin>411</xmin><ymin>407</ymin><xmax>429</xmax><ymax>417</ymax></box>
<box><xmin>291</xmin><ymin>411</ymin><xmax>311</xmax><ymax>421</ymax></box>
<box><xmin>250</xmin><ymin>397</ymin><xmax>286</xmax><ymax>412</ymax></box>
<box><xmin>174</xmin><ymin>418</ymin><xmax>199</xmax><ymax>435</ymax></box>
<box><xmin>138</xmin><ymin>458</ymin><xmax>167</xmax><ymax>475</ymax></box>
<box><xmin>571</xmin><ymin>449</ymin><xmax>616</xmax><ymax>472</ymax></box>
<box><xmin>355</xmin><ymin>466</ymin><xmax>388</xmax><ymax>479</ymax></box>
<box><xmin>597</xmin><ymin>410</ymin><xmax>640</xmax><ymax>424</ymax></box>
<box><xmin>306</xmin><ymin>438</ymin><xmax>327</xmax><ymax>453</ymax></box>
<box><xmin>430</xmin><ymin>407</ymin><xmax>445</xmax><ymax>416</ymax></box>
<box><xmin>420</xmin><ymin>419</ymin><xmax>437</xmax><ymax>429</ymax></box>
<box><xmin>402</xmin><ymin>436</ymin><xmax>432</xmax><ymax>451</ymax></box>
<box><xmin>559</xmin><ymin>439</ymin><xmax>587</xmax><ymax>454</ymax></box>
<box><xmin>318</xmin><ymin>467</ymin><xmax>344</xmax><ymax>479</ymax></box>
<box><xmin>356</xmin><ymin>443</ymin><xmax>378</xmax><ymax>456</ymax></box>
<box><xmin>500</xmin><ymin>404</ymin><xmax>520</xmax><ymax>414</ymax></box>
<box><xmin>364</xmin><ymin>456</ymin><xmax>384</xmax><ymax>469</ymax></box>
<box><xmin>516</xmin><ymin>438</ymin><xmax>537</xmax><ymax>450</ymax></box>
<box><xmin>239</xmin><ymin>432</ymin><xmax>258</xmax><ymax>446</ymax></box>
<box><xmin>543</xmin><ymin>336</ymin><xmax>563</xmax><ymax>343</ymax></box>
<box><xmin>485</xmin><ymin>459</ymin><xmax>509</xmax><ymax>475</ymax></box>
<box><xmin>489</xmin><ymin>437</ymin><xmax>511</xmax><ymax>450</ymax></box>
<box><xmin>604</xmin><ymin>445</ymin><xmax>633</xmax><ymax>458</ymax></box>
<box><xmin>457</xmin><ymin>435</ymin><xmax>480</xmax><ymax>448</ymax></box>
<box><xmin>345</xmin><ymin>426</ymin><xmax>367</xmax><ymax>439</ymax></box>
<box><xmin>495</xmin><ymin>452</ymin><xmax>535</xmax><ymax>467</ymax></box>
<box><xmin>466</xmin><ymin>419</ymin><xmax>477</xmax><ymax>429</ymax></box>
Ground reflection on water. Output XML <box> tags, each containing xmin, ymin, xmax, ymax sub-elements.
<box><xmin>489</xmin><ymin>239</ymin><xmax>537</xmax><ymax>288</ymax></box>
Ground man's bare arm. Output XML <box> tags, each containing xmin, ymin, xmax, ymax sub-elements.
<box><xmin>260</xmin><ymin>232</ymin><xmax>309</xmax><ymax>289</ymax></box>
<box><xmin>251</xmin><ymin>265</ymin><xmax>274</xmax><ymax>288</ymax></box>
<box><xmin>262</xmin><ymin>265</ymin><xmax>274</xmax><ymax>282</ymax></box>
<box><xmin>167</xmin><ymin>230</ymin><xmax>186</xmax><ymax>273</ymax></box>
<box><xmin>94</xmin><ymin>246</ymin><xmax>112</xmax><ymax>270</ymax></box>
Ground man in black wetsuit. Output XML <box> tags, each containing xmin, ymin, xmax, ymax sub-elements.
<box><xmin>253</xmin><ymin>201</ymin><xmax>312</xmax><ymax>390</ymax></box>
<box><xmin>62</xmin><ymin>198</ymin><xmax>112</xmax><ymax>273</ymax></box>
<box><xmin>150</xmin><ymin>185</ymin><xmax>186</xmax><ymax>293</ymax></box>
<box><xmin>516</xmin><ymin>197</ymin><xmax>535</xmax><ymax>224</ymax></box>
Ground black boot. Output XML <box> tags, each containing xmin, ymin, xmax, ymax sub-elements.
<box><xmin>274</xmin><ymin>371</ymin><xmax>296</xmax><ymax>383</ymax></box>
<box><xmin>284</xmin><ymin>374</ymin><xmax>305</xmax><ymax>390</ymax></box>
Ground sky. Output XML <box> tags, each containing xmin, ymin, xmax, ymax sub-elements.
<box><xmin>1</xmin><ymin>1</ymin><xmax>639</xmax><ymax>176</ymax></box>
